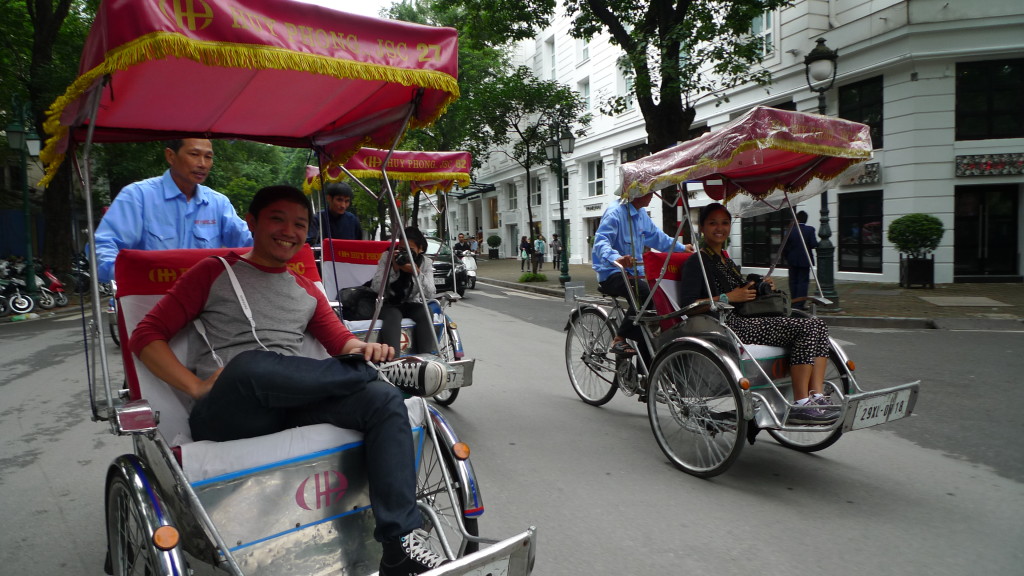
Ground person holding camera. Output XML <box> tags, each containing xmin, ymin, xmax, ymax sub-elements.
<box><xmin>371</xmin><ymin>227</ymin><xmax>437</xmax><ymax>355</ymax></box>
<box><xmin>678</xmin><ymin>203</ymin><xmax>838</xmax><ymax>425</ymax></box>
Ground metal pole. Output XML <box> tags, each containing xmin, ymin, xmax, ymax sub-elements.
<box><xmin>557</xmin><ymin>152</ymin><xmax>571</xmax><ymax>285</ymax></box>
<box><xmin>814</xmin><ymin>92</ymin><xmax>841</xmax><ymax>309</ymax></box>
<box><xmin>18</xmin><ymin>101</ymin><xmax>37</xmax><ymax>297</ymax></box>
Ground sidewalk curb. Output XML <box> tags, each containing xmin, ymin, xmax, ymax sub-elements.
<box><xmin>478</xmin><ymin>276</ymin><xmax>939</xmax><ymax>329</ymax></box>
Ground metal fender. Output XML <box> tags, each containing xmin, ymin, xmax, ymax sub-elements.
<box><xmin>427</xmin><ymin>405</ymin><xmax>484</xmax><ymax>517</ymax></box>
<box><xmin>564</xmin><ymin>304</ymin><xmax>610</xmax><ymax>331</ymax></box>
<box><xmin>106</xmin><ymin>454</ymin><xmax>188</xmax><ymax>576</ymax></box>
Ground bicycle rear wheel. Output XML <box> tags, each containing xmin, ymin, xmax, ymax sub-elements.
<box><xmin>648</xmin><ymin>342</ymin><xmax>745</xmax><ymax>478</ymax></box>
<box><xmin>565</xmin><ymin>307</ymin><xmax>618</xmax><ymax>406</ymax></box>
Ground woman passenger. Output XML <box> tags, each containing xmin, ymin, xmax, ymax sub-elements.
<box><xmin>678</xmin><ymin>203</ymin><xmax>838</xmax><ymax>425</ymax></box>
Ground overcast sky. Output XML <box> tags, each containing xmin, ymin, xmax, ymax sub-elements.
<box><xmin>296</xmin><ymin>0</ymin><xmax>395</xmax><ymax>19</ymax></box>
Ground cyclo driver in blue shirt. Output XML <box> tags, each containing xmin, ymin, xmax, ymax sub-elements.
<box><xmin>94</xmin><ymin>138</ymin><xmax>253</xmax><ymax>282</ymax></box>
<box><xmin>592</xmin><ymin>191</ymin><xmax>692</xmax><ymax>365</ymax></box>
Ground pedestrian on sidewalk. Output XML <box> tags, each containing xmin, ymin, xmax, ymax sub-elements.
<box><xmin>532</xmin><ymin>234</ymin><xmax>547</xmax><ymax>274</ymax></box>
<box><xmin>549</xmin><ymin>234</ymin><xmax>563</xmax><ymax>270</ymax></box>
<box><xmin>784</xmin><ymin>211</ymin><xmax>818</xmax><ymax>310</ymax></box>
<box><xmin>519</xmin><ymin>236</ymin><xmax>531</xmax><ymax>271</ymax></box>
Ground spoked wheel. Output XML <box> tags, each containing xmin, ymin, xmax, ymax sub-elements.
<box><xmin>768</xmin><ymin>349</ymin><xmax>851</xmax><ymax>452</ymax></box>
<box><xmin>9</xmin><ymin>293</ymin><xmax>34</xmax><ymax>314</ymax></box>
<box><xmin>647</xmin><ymin>342</ymin><xmax>746</xmax><ymax>478</ymax></box>
<box><xmin>565</xmin><ymin>308</ymin><xmax>618</xmax><ymax>406</ymax></box>
<box><xmin>106</xmin><ymin>463</ymin><xmax>182</xmax><ymax>576</ymax></box>
<box><xmin>432</xmin><ymin>325</ymin><xmax>459</xmax><ymax>407</ymax></box>
<box><xmin>54</xmin><ymin>291</ymin><xmax>69</xmax><ymax>307</ymax></box>
<box><xmin>416</xmin><ymin>431</ymin><xmax>479</xmax><ymax>559</ymax></box>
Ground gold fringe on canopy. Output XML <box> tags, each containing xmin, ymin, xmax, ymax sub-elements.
<box><xmin>622</xmin><ymin>134</ymin><xmax>871</xmax><ymax>200</ymax></box>
<box><xmin>40</xmin><ymin>31</ymin><xmax>460</xmax><ymax>186</ymax></box>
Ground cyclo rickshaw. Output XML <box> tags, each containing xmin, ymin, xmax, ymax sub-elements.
<box><xmin>565</xmin><ymin>106</ymin><xmax>920</xmax><ymax>478</ymax></box>
<box><xmin>304</xmin><ymin>147</ymin><xmax>474</xmax><ymax>405</ymax></box>
<box><xmin>42</xmin><ymin>0</ymin><xmax>535</xmax><ymax>574</ymax></box>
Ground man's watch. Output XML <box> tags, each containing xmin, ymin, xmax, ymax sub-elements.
<box><xmin>718</xmin><ymin>293</ymin><xmax>729</xmax><ymax>304</ymax></box>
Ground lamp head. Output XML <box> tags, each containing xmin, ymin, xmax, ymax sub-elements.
<box><xmin>804</xmin><ymin>38</ymin><xmax>838</xmax><ymax>89</ymax></box>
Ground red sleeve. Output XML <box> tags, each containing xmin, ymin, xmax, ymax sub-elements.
<box><xmin>293</xmin><ymin>273</ymin><xmax>357</xmax><ymax>355</ymax></box>
<box><xmin>129</xmin><ymin>257</ymin><xmax>225</xmax><ymax>357</ymax></box>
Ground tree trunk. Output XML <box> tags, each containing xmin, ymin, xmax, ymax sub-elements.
<box><xmin>40</xmin><ymin>161</ymin><xmax>75</xmax><ymax>276</ymax></box>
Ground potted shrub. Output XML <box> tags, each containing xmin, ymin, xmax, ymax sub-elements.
<box><xmin>486</xmin><ymin>234</ymin><xmax>502</xmax><ymax>260</ymax></box>
<box><xmin>887</xmin><ymin>213</ymin><xmax>944</xmax><ymax>288</ymax></box>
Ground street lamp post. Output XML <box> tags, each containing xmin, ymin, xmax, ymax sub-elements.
<box><xmin>545</xmin><ymin>124</ymin><xmax>575</xmax><ymax>285</ymax></box>
<box><xmin>804</xmin><ymin>38</ymin><xmax>841</xmax><ymax>309</ymax></box>
<box><xmin>5</xmin><ymin>97</ymin><xmax>41</xmax><ymax>298</ymax></box>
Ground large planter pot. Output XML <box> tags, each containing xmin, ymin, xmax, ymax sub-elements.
<box><xmin>899</xmin><ymin>254</ymin><xmax>934</xmax><ymax>288</ymax></box>
<box><xmin>488</xmin><ymin>248</ymin><xmax>499</xmax><ymax>260</ymax></box>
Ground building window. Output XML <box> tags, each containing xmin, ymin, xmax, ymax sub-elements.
<box><xmin>839</xmin><ymin>76</ymin><xmax>884</xmax><ymax>149</ymax></box>
<box><xmin>578</xmin><ymin>38</ymin><xmax>589</xmax><ymax>62</ymax></box>
<box><xmin>750</xmin><ymin>11</ymin><xmax>774</xmax><ymax>58</ymax></box>
<box><xmin>560</xmin><ymin>168</ymin><xmax>569</xmax><ymax>202</ymax></box>
<box><xmin>620</xmin><ymin>143</ymin><xmax>649</xmax><ymax>164</ymax></box>
<box><xmin>587</xmin><ymin>160</ymin><xmax>604</xmax><ymax>197</ymax></box>
<box><xmin>507</xmin><ymin>183</ymin><xmax>517</xmax><ymax>210</ymax></box>
<box><xmin>741</xmin><ymin>209</ymin><xmax>789</xmax><ymax>268</ymax></box>
<box><xmin>956</xmin><ymin>58</ymin><xmax>1024</xmax><ymax>140</ymax></box>
<box><xmin>578</xmin><ymin>78</ymin><xmax>591</xmax><ymax>110</ymax></box>
<box><xmin>838</xmin><ymin>191</ymin><xmax>883</xmax><ymax>273</ymax></box>
<box><xmin>531</xmin><ymin>176</ymin><xmax>542</xmax><ymax>206</ymax></box>
<box><xmin>545</xmin><ymin>37</ymin><xmax>556</xmax><ymax>80</ymax></box>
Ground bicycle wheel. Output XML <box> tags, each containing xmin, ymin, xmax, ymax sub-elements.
<box><xmin>768</xmin><ymin>348</ymin><xmax>851</xmax><ymax>452</ymax></box>
<box><xmin>647</xmin><ymin>342</ymin><xmax>745</xmax><ymax>478</ymax></box>
<box><xmin>565</xmin><ymin>307</ymin><xmax>618</xmax><ymax>406</ymax></box>
<box><xmin>417</xmin><ymin>432</ymin><xmax>479</xmax><ymax>558</ymax></box>
<box><xmin>105</xmin><ymin>460</ymin><xmax>182</xmax><ymax>576</ymax></box>
<box><xmin>432</xmin><ymin>325</ymin><xmax>459</xmax><ymax>406</ymax></box>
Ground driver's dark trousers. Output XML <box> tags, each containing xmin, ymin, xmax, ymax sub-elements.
<box><xmin>188</xmin><ymin>349</ymin><xmax>420</xmax><ymax>543</ymax></box>
<box><xmin>598</xmin><ymin>274</ymin><xmax>653</xmax><ymax>366</ymax></box>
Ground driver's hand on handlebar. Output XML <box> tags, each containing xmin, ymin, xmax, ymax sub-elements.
<box><xmin>615</xmin><ymin>254</ymin><xmax>636</xmax><ymax>268</ymax></box>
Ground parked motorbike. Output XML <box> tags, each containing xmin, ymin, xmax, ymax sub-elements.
<box><xmin>40</xmin><ymin>264</ymin><xmax>70</xmax><ymax>307</ymax></box>
<box><xmin>0</xmin><ymin>275</ymin><xmax>35</xmax><ymax>314</ymax></box>
<box><xmin>456</xmin><ymin>249</ymin><xmax>478</xmax><ymax>289</ymax></box>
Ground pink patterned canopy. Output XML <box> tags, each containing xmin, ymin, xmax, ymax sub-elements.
<box><xmin>620</xmin><ymin>106</ymin><xmax>873</xmax><ymax>217</ymax></box>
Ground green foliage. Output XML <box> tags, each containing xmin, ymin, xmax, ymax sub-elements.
<box><xmin>487</xmin><ymin>234</ymin><xmax>502</xmax><ymax>248</ymax></box>
<box><xmin>519</xmin><ymin>272</ymin><xmax>548</xmax><ymax>282</ymax></box>
<box><xmin>440</xmin><ymin>0</ymin><xmax>789</xmax><ymax>151</ymax></box>
<box><xmin>887</xmin><ymin>214</ymin><xmax>945</xmax><ymax>258</ymax></box>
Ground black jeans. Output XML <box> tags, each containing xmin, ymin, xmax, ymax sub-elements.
<box><xmin>598</xmin><ymin>274</ymin><xmax>653</xmax><ymax>364</ymax></box>
<box><xmin>189</xmin><ymin>350</ymin><xmax>420</xmax><ymax>542</ymax></box>
<box><xmin>379</xmin><ymin>301</ymin><xmax>436</xmax><ymax>353</ymax></box>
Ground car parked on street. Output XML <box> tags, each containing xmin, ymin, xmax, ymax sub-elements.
<box><xmin>427</xmin><ymin>237</ymin><xmax>467</xmax><ymax>296</ymax></box>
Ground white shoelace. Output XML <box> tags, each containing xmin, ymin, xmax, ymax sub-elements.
<box><xmin>403</xmin><ymin>529</ymin><xmax>444</xmax><ymax>568</ymax></box>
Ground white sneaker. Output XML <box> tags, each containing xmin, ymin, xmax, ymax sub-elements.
<box><xmin>376</xmin><ymin>356</ymin><xmax>447</xmax><ymax>397</ymax></box>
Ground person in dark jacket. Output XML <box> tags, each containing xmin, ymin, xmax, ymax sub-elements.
<box><xmin>784</xmin><ymin>211</ymin><xmax>818</xmax><ymax>310</ymax></box>
<box><xmin>308</xmin><ymin>182</ymin><xmax>363</xmax><ymax>243</ymax></box>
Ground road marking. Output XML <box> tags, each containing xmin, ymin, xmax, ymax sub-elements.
<box><xmin>472</xmin><ymin>291</ymin><xmax>508</xmax><ymax>299</ymax></box>
<box><xmin>503</xmin><ymin>291</ymin><xmax>550</xmax><ymax>300</ymax></box>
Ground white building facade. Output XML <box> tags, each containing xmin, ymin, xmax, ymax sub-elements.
<box><xmin>443</xmin><ymin>0</ymin><xmax>1024</xmax><ymax>284</ymax></box>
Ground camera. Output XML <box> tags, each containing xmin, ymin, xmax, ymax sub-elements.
<box><xmin>393</xmin><ymin>249</ymin><xmax>423</xmax><ymax>268</ymax></box>
<box><xmin>745</xmin><ymin>273</ymin><xmax>774</xmax><ymax>296</ymax></box>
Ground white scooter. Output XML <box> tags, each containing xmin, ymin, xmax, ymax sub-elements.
<box><xmin>457</xmin><ymin>249</ymin><xmax>478</xmax><ymax>289</ymax></box>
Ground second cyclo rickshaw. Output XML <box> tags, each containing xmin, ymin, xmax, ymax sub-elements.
<box><xmin>42</xmin><ymin>0</ymin><xmax>536</xmax><ymax>574</ymax></box>
<box><xmin>566</xmin><ymin>106</ymin><xmax>920</xmax><ymax>478</ymax></box>
<box><xmin>305</xmin><ymin>147</ymin><xmax>474</xmax><ymax>405</ymax></box>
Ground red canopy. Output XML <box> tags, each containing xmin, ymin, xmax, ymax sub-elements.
<box><xmin>620</xmin><ymin>106</ymin><xmax>873</xmax><ymax>217</ymax></box>
<box><xmin>41</xmin><ymin>0</ymin><xmax>459</xmax><ymax>184</ymax></box>
<box><xmin>304</xmin><ymin>148</ymin><xmax>471</xmax><ymax>195</ymax></box>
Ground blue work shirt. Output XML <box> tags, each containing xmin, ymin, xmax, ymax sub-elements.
<box><xmin>95</xmin><ymin>170</ymin><xmax>253</xmax><ymax>281</ymax></box>
<box><xmin>591</xmin><ymin>199</ymin><xmax>689</xmax><ymax>282</ymax></box>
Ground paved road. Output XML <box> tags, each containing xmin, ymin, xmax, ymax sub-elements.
<box><xmin>2</xmin><ymin>296</ymin><xmax>1021</xmax><ymax>575</ymax></box>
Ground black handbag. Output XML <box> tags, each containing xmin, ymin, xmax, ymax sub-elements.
<box><xmin>337</xmin><ymin>285</ymin><xmax>378</xmax><ymax>321</ymax></box>
<box><xmin>735</xmin><ymin>290</ymin><xmax>792</xmax><ymax>317</ymax></box>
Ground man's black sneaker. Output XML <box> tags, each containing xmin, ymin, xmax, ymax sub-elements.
<box><xmin>379</xmin><ymin>529</ymin><xmax>448</xmax><ymax>576</ymax></box>
<box><xmin>376</xmin><ymin>356</ymin><xmax>447</xmax><ymax>397</ymax></box>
